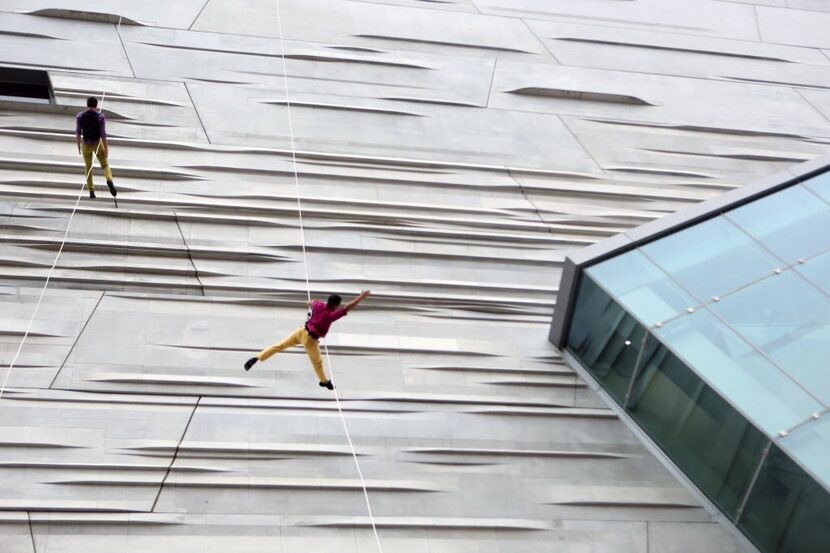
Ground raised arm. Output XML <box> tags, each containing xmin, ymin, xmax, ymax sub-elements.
<box><xmin>344</xmin><ymin>290</ymin><xmax>371</xmax><ymax>312</ymax></box>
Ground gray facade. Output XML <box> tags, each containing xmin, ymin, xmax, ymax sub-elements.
<box><xmin>1</xmin><ymin>1</ymin><xmax>829</xmax><ymax>552</ymax></box>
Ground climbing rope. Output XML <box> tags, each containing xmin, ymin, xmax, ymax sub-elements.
<box><xmin>324</xmin><ymin>340</ymin><xmax>384</xmax><ymax>551</ymax></box>
<box><xmin>273</xmin><ymin>2</ymin><xmax>384</xmax><ymax>551</ymax></box>
<box><xmin>273</xmin><ymin>3</ymin><xmax>311</xmax><ymax>305</ymax></box>
<box><xmin>0</xmin><ymin>17</ymin><xmax>125</xmax><ymax>402</ymax></box>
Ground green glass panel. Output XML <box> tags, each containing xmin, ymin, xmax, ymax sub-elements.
<box><xmin>727</xmin><ymin>184</ymin><xmax>830</xmax><ymax>264</ymax></box>
<box><xmin>626</xmin><ymin>340</ymin><xmax>767</xmax><ymax>516</ymax></box>
<box><xmin>566</xmin><ymin>275</ymin><xmax>650</xmax><ymax>405</ymax></box>
<box><xmin>739</xmin><ymin>445</ymin><xmax>830</xmax><ymax>553</ymax></box>
<box><xmin>803</xmin><ymin>170</ymin><xmax>830</xmax><ymax>204</ymax></box>
<box><xmin>642</xmin><ymin>216</ymin><xmax>780</xmax><ymax>302</ymax></box>
<box><xmin>796</xmin><ymin>249</ymin><xmax>830</xmax><ymax>297</ymax></box>
<box><xmin>779</xmin><ymin>416</ymin><xmax>830</xmax><ymax>498</ymax></box>
<box><xmin>586</xmin><ymin>250</ymin><xmax>696</xmax><ymax>326</ymax></box>
<box><xmin>655</xmin><ymin>308</ymin><xmax>822</xmax><ymax>436</ymax></box>
<box><xmin>711</xmin><ymin>271</ymin><xmax>830</xmax><ymax>405</ymax></box>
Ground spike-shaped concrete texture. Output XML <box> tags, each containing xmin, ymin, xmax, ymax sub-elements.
<box><xmin>0</xmin><ymin>1</ymin><xmax>828</xmax><ymax>551</ymax></box>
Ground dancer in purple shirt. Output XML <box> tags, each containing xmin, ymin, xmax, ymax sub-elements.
<box><xmin>75</xmin><ymin>97</ymin><xmax>117</xmax><ymax>199</ymax></box>
<box><xmin>244</xmin><ymin>290</ymin><xmax>371</xmax><ymax>390</ymax></box>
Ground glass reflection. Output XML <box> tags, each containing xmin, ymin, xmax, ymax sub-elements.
<box><xmin>626</xmin><ymin>335</ymin><xmax>767</xmax><ymax>517</ymax></box>
<box><xmin>779</xmin><ymin>415</ymin><xmax>830</xmax><ymax>499</ymax></box>
<box><xmin>710</xmin><ymin>271</ymin><xmax>830</xmax><ymax>406</ymax></box>
<box><xmin>727</xmin><ymin>184</ymin><xmax>830</xmax><ymax>264</ymax></box>
<box><xmin>567</xmin><ymin>275</ymin><xmax>650</xmax><ymax>405</ymax></box>
<box><xmin>803</xmin><ymin>170</ymin><xmax>830</xmax><ymax>203</ymax></box>
<box><xmin>739</xmin><ymin>444</ymin><xmax>830</xmax><ymax>553</ymax></box>
<box><xmin>796</xmin><ymin>249</ymin><xmax>830</xmax><ymax>297</ymax></box>
<box><xmin>642</xmin><ymin>216</ymin><xmax>780</xmax><ymax>302</ymax></box>
<box><xmin>586</xmin><ymin>250</ymin><xmax>696</xmax><ymax>325</ymax></box>
<box><xmin>654</xmin><ymin>308</ymin><xmax>823</xmax><ymax>435</ymax></box>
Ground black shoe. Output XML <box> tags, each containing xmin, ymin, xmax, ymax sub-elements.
<box><xmin>107</xmin><ymin>180</ymin><xmax>117</xmax><ymax>197</ymax></box>
<box><xmin>319</xmin><ymin>380</ymin><xmax>334</xmax><ymax>390</ymax></box>
<box><xmin>89</xmin><ymin>190</ymin><xmax>96</xmax><ymax>199</ymax></box>
<box><xmin>244</xmin><ymin>357</ymin><xmax>258</xmax><ymax>371</ymax></box>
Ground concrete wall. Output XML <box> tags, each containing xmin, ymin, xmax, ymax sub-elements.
<box><xmin>1</xmin><ymin>1</ymin><xmax>828</xmax><ymax>551</ymax></box>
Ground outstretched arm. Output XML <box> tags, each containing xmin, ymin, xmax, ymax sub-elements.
<box><xmin>344</xmin><ymin>290</ymin><xmax>371</xmax><ymax>312</ymax></box>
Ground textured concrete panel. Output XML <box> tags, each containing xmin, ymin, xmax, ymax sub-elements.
<box><xmin>183</xmin><ymin>81</ymin><xmax>598</xmax><ymax>170</ymax></box>
<box><xmin>649</xmin><ymin>522</ymin><xmax>745</xmax><ymax>553</ymax></box>
<box><xmin>0</xmin><ymin>12</ymin><xmax>132</xmax><ymax>76</ymax></box>
<box><xmin>0</xmin><ymin>287</ymin><xmax>101</xmax><ymax>389</ymax></box>
<box><xmin>757</xmin><ymin>5</ymin><xmax>830</xmax><ymax>48</ymax></box>
<box><xmin>193</xmin><ymin>0</ymin><xmax>551</xmax><ymax>59</ymax></box>
<box><xmin>1</xmin><ymin>0</ymin><xmax>829</xmax><ymax>551</ymax></box>
<box><xmin>119</xmin><ymin>25</ymin><xmax>496</xmax><ymax>107</ymax></box>
<box><xmin>0</xmin><ymin>387</ymin><xmax>196</xmax><ymax>511</ymax></box>
<box><xmin>529</xmin><ymin>19</ymin><xmax>830</xmax><ymax>88</ymax></box>
<box><xmin>0</xmin><ymin>513</ymin><xmax>33</xmax><ymax>553</ymax></box>
<box><xmin>488</xmin><ymin>61</ymin><xmax>830</xmax><ymax>139</ymax></box>
<box><xmin>1</xmin><ymin>0</ymin><xmax>212</xmax><ymax>29</ymax></box>
<box><xmin>474</xmin><ymin>0</ymin><xmax>761</xmax><ymax>40</ymax></box>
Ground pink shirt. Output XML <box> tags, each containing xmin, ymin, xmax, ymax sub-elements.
<box><xmin>306</xmin><ymin>300</ymin><xmax>347</xmax><ymax>337</ymax></box>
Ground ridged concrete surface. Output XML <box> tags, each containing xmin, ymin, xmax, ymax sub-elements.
<box><xmin>2</xmin><ymin>1</ymin><xmax>829</xmax><ymax>551</ymax></box>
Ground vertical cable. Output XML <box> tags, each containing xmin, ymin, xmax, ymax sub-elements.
<box><xmin>273</xmin><ymin>0</ymin><xmax>311</xmax><ymax>305</ymax></box>
<box><xmin>272</xmin><ymin>2</ymin><xmax>383</xmax><ymax>550</ymax></box>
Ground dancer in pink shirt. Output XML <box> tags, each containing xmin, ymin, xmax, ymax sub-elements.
<box><xmin>244</xmin><ymin>290</ymin><xmax>371</xmax><ymax>390</ymax></box>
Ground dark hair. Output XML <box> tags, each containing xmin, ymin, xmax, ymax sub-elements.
<box><xmin>87</xmin><ymin>97</ymin><xmax>98</xmax><ymax>108</ymax></box>
<box><xmin>326</xmin><ymin>294</ymin><xmax>342</xmax><ymax>308</ymax></box>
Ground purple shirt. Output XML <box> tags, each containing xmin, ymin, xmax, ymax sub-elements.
<box><xmin>75</xmin><ymin>109</ymin><xmax>106</xmax><ymax>144</ymax></box>
<box><xmin>306</xmin><ymin>300</ymin><xmax>347</xmax><ymax>338</ymax></box>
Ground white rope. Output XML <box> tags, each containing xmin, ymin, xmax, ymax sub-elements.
<box><xmin>273</xmin><ymin>3</ymin><xmax>383</xmax><ymax>551</ymax></box>
<box><xmin>0</xmin><ymin>17</ymin><xmax>124</xmax><ymax>402</ymax></box>
<box><xmin>324</xmin><ymin>342</ymin><xmax>385</xmax><ymax>552</ymax></box>
<box><xmin>273</xmin><ymin>0</ymin><xmax>311</xmax><ymax>305</ymax></box>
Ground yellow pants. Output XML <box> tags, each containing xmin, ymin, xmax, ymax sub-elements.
<box><xmin>258</xmin><ymin>326</ymin><xmax>327</xmax><ymax>382</ymax></box>
<box><xmin>81</xmin><ymin>140</ymin><xmax>113</xmax><ymax>191</ymax></box>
